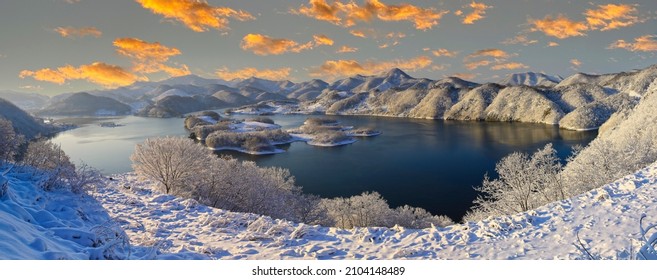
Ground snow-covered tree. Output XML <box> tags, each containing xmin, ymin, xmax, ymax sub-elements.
<box><xmin>0</xmin><ymin>118</ymin><xmax>25</xmax><ymax>162</ymax></box>
<box><xmin>21</xmin><ymin>140</ymin><xmax>76</xmax><ymax>190</ymax></box>
<box><xmin>466</xmin><ymin>144</ymin><xmax>564</xmax><ymax>221</ymax></box>
<box><xmin>131</xmin><ymin>137</ymin><xmax>214</xmax><ymax>195</ymax></box>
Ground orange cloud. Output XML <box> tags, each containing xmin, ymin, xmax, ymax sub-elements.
<box><xmin>54</xmin><ymin>26</ymin><xmax>102</xmax><ymax>38</ymax></box>
<box><xmin>530</xmin><ymin>15</ymin><xmax>589</xmax><ymax>39</ymax></box>
<box><xmin>491</xmin><ymin>62</ymin><xmax>529</xmax><ymax>70</ymax></box>
<box><xmin>467</xmin><ymin>48</ymin><xmax>510</xmax><ymax>59</ymax></box>
<box><xmin>310</xmin><ymin>56</ymin><xmax>432</xmax><ymax>79</ymax></box>
<box><xmin>570</xmin><ymin>59</ymin><xmax>582</xmax><ymax>68</ymax></box>
<box><xmin>349</xmin><ymin>30</ymin><xmax>367</xmax><ymax>38</ymax></box>
<box><xmin>501</xmin><ymin>35</ymin><xmax>538</xmax><ymax>46</ymax></box>
<box><xmin>465</xmin><ymin>60</ymin><xmax>492</xmax><ymax>70</ymax></box>
<box><xmin>292</xmin><ymin>0</ymin><xmax>448</xmax><ymax>30</ymax></box>
<box><xmin>461</xmin><ymin>1</ymin><xmax>491</xmax><ymax>25</ymax></box>
<box><xmin>241</xmin><ymin>34</ymin><xmax>332</xmax><ymax>55</ymax></box>
<box><xmin>609</xmin><ymin>35</ymin><xmax>657</xmax><ymax>52</ymax></box>
<box><xmin>431</xmin><ymin>48</ymin><xmax>458</xmax><ymax>57</ymax></box>
<box><xmin>450</xmin><ymin>73</ymin><xmax>478</xmax><ymax>80</ymax></box>
<box><xmin>216</xmin><ymin>67</ymin><xmax>292</xmax><ymax>81</ymax></box>
<box><xmin>136</xmin><ymin>0</ymin><xmax>254</xmax><ymax>32</ymax></box>
<box><xmin>337</xmin><ymin>45</ymin><xmax>358</xmax><ymax>53</ymax></box>
<box><xmin>313</xmin><ymin>34</ymin><xmax>335</xmax><ymax>46</ymax></box>
<box><xmin>548</xmin><ymin>41</ymin><xmax>560</xmax><ymax>47</ymax></box>
<box><xmin>113</xmin><ymin>38</ymin><xmax>190</xmax><ymax>77</ymax></box>
<box><xmin>585</xmin><ymin>4</ymin><xmax>640</xmax><ymax>31</ymax></box>
<box><xmin>19</xmin><ymin>62</ymin><xmax>144</xmax><ymax>87</ymax></box>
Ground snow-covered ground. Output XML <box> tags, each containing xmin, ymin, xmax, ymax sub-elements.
<box><xmin>2</xmin><ymin>160</ymin><xmax>657</xmax><ymax>260</ymax></box>
<box><xmin>87</xmin><ymin>162</ymin><xmax>657</xmax><ymax>260</ymax></box>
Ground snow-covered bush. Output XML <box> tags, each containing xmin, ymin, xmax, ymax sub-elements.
<box><xmin>466</xmin><ymin>144</ymin><xmax>565</xmax><ymax>221</ymax></box>
<box><xmin>0</xmin><ymin>118</ymin><xmax>25</xmax><ymax>162</ymax></box>
<box><xmin>21</xmin><ymin>140</ymin><xmax>77</xmax><ymax>191</ymax></box>
<box><xmin>131</xmin><ymin>137</ymin><xmax>215</xmax><ymax>195</ymax></box>
<box><xmin>319</xmin><ymin>192</ymin><xmax>453</xmax><ymax>229</ymax></box>
<box><xmin>312</xmin><ymin>131</ymin><xmax>352</xmax><ymax>145</ymax></box>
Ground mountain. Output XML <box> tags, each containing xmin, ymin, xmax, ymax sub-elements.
<box><xmin>500</xmin><ymin>72</ymin><xmax>563</xmax><ymax>87</ymax></box>
<box><xmin>286</xmin><ymin>79</ymin><xmax>328</xmax><ymax>101</ymax></box>
<box><xmin>136</xmin><ymin>95</ymin><xmax>227</xmax><ymax>118</ymax></box>
<box><xmin>0</xmin><ymin>98</ymin><xmax>56</xmax><ymax>139</ymax></box>
<box><xmin>39</xmin><ymin>92</ymin><xmax>132</xmax><ymax>117</ymax></box>
<box><xmin>234</xmin><ymin>77</ymin><xmax>295</xmax><ymax>94</ymax></box>
<box><xmin>0</xmin><ymin>90</ymin><xmax>49</xmax><ymax>112</ymax></box>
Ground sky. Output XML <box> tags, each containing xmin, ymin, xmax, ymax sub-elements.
<box><xmin>1</xmin><ymin>0</ymin><xmax>656</xmax><ymax>95</ymax></box>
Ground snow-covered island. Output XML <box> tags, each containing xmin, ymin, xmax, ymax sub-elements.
<box><xmin>184</xmin><ymin>112</ymin><xmax>381</xmax><ymax>154</ymax></box>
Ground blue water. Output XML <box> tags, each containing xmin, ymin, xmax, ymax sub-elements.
<box><xmin>51</xmin><ymin>114</ymin><xmax>597</xmax><ymax>221</ymax></box>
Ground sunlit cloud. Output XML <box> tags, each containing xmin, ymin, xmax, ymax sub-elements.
<box><xmin>530</xmin><ymin>15</ymin><xmax>589</xmax><ymax>39</ymax></box>
<box><xmin>240</xmin><ymin>33</ymin><xmax>333</xmax><ymax>55</ymax></box>
<box><xmin>584</xmin><ymin>4</ymin><xmax>641</xmax><ymax>31</ymax></box>
<box><xmin>466</xmin><ymin>48</ymin><xmax>511</xmax><ymax>59</ymax></box>
<box><xmin>337</xmin><ymin>45</ymin><xmax>358</xmax><ymax>53</ymax></box>
<box><xmin>460</xmin><ymin>1</ymin><xmax>491</xmax><ymax>25</ymax></box>
<box><xmin>54</xmin><ymin>26</ymin><xmax>102</xmax><ymax>38</ymax></box>
<box><xmin>385</xmin><ymin>32</ymin><xmax>406</xmax><ymax>39</ymax></box>
<box><xmin>310</xmin><ymin>56</ymin><xmax>432</xmax><ymax>79</ymax></box>
<box><xmin>548</xmin><ymin>41</ymin><xmax>560</xmax><ymax>47</ymax></box>
<box><xmin>609</xmin><ymin>35</ymin><xmax>657</xmax><ymax>52</ymax></box>
<box><xmin>501</xmin><ymin>35</ymin><xmax>538</xmax><ymax>46</ymax></box>
<box><xmin>136</xmin><ymin>0</ymin><xmax>254</xmax><ymax>32</ymax></box>
<box><xmin>349</xmin><ymin>30</ymin><xmax>367</xmax><ymax>38</ymax></box>
<box><xmin>113</xmin><ymin>38</ymin><xmax>190</xmax><ymax>77</ymax></box>
<box><xmin>491</xmin><ymin>62</ymin><xmax>529</xmax><ymax>70</ymax></box>
<box><xmin>19</xmin><ymin>62</ymin><xmax>145</xmax><ymax>87</ymax></box>
<box><xmin>292</xmin><ymin>0</ymin><xmax>448</xmax><ymax>30</ymax></box>
<box><xmin>431</xmin><ymin>64</ymin><xmax>449</xmax><ymax>71</ymax></box>
<box><xmin>216</xmin><ymin>67</ymin><xmax>292</xmax><ymax>81</ymax></box>
<box><xmin>431</xmin><ymin>48</ymin><xmax>459</xmax><ymax>57</ymax></box>
<box><xmin>313</xmin><ymin>34</ymin><xmax>335</xmax><ymax>46</ymax></box>
<box><xmin>465</xmin><ymin>60</ymin><xmax>492</xmax><ymax>70</ymax></box>
<box><xmin>570</xmin><ymin>59</ymin><xmax>582</xmax><ymax>69</ymax></box>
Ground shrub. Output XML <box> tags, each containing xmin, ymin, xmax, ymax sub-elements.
<box><xmin>21</xmin><ymin>140</ymin><xmax>76</xmax><ymax>191</ymax></box>
<box><xmin>0</xmin><ymin>118</ymin><xmax>25</xmax><ymax>162</ymax></box>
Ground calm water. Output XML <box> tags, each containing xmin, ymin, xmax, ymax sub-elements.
<box><xmin>51</xmin><ymin>114</ymin><xmax>597</xmax><ymax>221</ymax></box>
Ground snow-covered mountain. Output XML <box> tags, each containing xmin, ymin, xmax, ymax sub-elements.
<box><xmin>500</xmin><ymin>72</ymin><xmax>563</xmax><ymax>87</ymax></box>
<box><xmin>0</xmin><ymin>98</ymin><xmax>57</xmax><ymax>139</ymax></box>
<box><xmin>0</xmin><ymin>90</ymin><xmax>49</xmax><ymax>112</ymax></box>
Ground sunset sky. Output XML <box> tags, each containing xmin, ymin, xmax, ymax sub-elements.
<box><xmin>1</xmin><ymin>0</ymin><xmax>656</xmax><ymax>95</ymax></box>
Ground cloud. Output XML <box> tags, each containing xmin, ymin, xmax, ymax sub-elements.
<box><xmin>113</xmin><ymin>38</ymin><xmax>190</xmax><ymax>77</ymax></box>
<box><xmin>337</xmin><ymin>45</ymin><xmax>358</xmax><ymax>53</ymax></box>
<box><xmin>313</xmin><ymin>34</ymin><xmax>335</xmax><ymax>46</ymax></box>
<box><xmin>136</xmin><ymin>0</ymin><xmax>254</xmax><ymax>32</ymax></box>
<box><xmin>216</xmin><ymin>67</ymin><xmax>292</xmax><ymax>81</ymax></box>
<box><xmin>431</xmin><ymin>48</ymin><xmax>458</xmax><ymax>57</ymax></box>
<box><xmin>529</xmin><ymin>15</ymin><xmax>589</xmax><ymax>39</ymax></box>
<box><xmin>349</xmin><ymin>30</ymin><xmax>367</xmax><ymax>38</ymax></box>
<box><xmin>241</xmin><ymin>33</ymin><xmax>333</xmax><ymax>55</ymax></box>
<box><xmin>310</xmin><ymin>55</ymin><xmax>432</xmax><ymax>79</ymax></box>
<box><xmin>584</xmin><ymin>4</ymin><xmax>640</xmax><ymax>31</ymax></box>
<box><xmin>431</xmin><ymin>64</ymin><xmax>449</xmax><ymax>71</ymax></box>
<box><xmin>385</xmin><ymin>32</ymin><xmax>406</xmax><ymax>39</ymax></box>
<box><xmin>547</xmin><ymin>41</ymin><xmax>560</xmax><ymax>47</ymax></box>
<box><xmin>461</xmin><ymin>1</ymin><xmax>491</xmax><ymax>25</ymax></box>
<box><xmin>466</xmin><ymin>48</ymin><xmax>511</xmax><ymax>60</ymax></box>
<box><xmin>490</xmin><ymin>62</ymin><xmax>528</xmax><ymax>70</ymax></box>
<box><xmin>570</xmin><ymin>59</ymin><xmax>582</xmax><ymax>68</ymax></box>
<box><xmin>292</xmin><ymin>0</ymin><xmax>448</xmax><ymax>30</ymax></box>
<box><xmin>450</xmin><ymin>72</ymin><xmax>478</xmax><ymax>80</ymax></box>
<box><xmin>609</xmin><ymin>35</ymin><xmax>657</xmax><ymax>52</ymax></box>
<box><xmin>54</xmin><ymin>26</ymin><xmax>102</xmax><ymax>38</ymax></box>
<box><xmin>19</xmin><ymin>62</ymin><xmax>144</xmax><ymax>87</ymax></box>
<box><xmin>501</xmin><ymin>35</ymin><xmax>538</xmax><ymax>46</ymax></box>
<box><xmin>465</xmin><ymin>60</ymin><xmax>492</xmax><ymax>70</ymax></box>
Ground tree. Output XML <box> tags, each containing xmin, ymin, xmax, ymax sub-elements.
<box><xmin>21</xmin><ymin>140</ymin><xmax>76</xmax><ymax>190</ymax></box>
<box><xmin>466</xmin><ymin>144</ymin><xmax>564</xmax><ymax>221</ymax></box>
<box><xmin>0</xmin><ymin>118</ymin><xmax>25</xmax><ymax>162</ymax></box>
<box><xmin>131</xmin><ymin>137</ymin><xmax>214</xmax><ymax>195</ymax></box>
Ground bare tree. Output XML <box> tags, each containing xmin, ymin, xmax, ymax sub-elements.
<box><xmin>131</xmin><ymin>137</ymin><xmax>214</xmax><ymax>195</ymax></box>
<box><xmin>0</xmin><ymin>118</ymin><xmax>25</xmax><ymax>162</ymax></box>
<box><xmin>21</xmin><ymin>140</ymin><xmax>76</xmax><ymax>190</ymax></box>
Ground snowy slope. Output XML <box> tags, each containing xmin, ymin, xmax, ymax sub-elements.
<box><xmin>500</xmin><ymin>72</ymin><xmax>563</xmax><ymax>87</ymax></box>
<box><xmin>87</xmin><ymin>165</ymin><xmax>657</xmax><ymax>260</ymax></box>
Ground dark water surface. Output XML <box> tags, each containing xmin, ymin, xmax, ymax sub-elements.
<box><xmin>52</xmin><ymin>114</ymin><xmax>597</xmax><ymax>220</ymax></box>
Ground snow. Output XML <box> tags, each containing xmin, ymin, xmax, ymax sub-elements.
<box><xmin>82</xmin><ymin>162</ymin><xmax>657</xmax><ymax>260</ymax></box>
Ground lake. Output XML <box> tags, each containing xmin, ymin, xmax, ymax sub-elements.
<box><xmin>51</xmin><ymin>114</ymin><xmax>597</xmax><ymax>221</ymax></box>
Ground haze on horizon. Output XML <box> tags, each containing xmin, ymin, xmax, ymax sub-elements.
<box><xmin>1</xmin><ymin>0</ymin><xmax>656</xmax><ymax>95</ymax></box>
